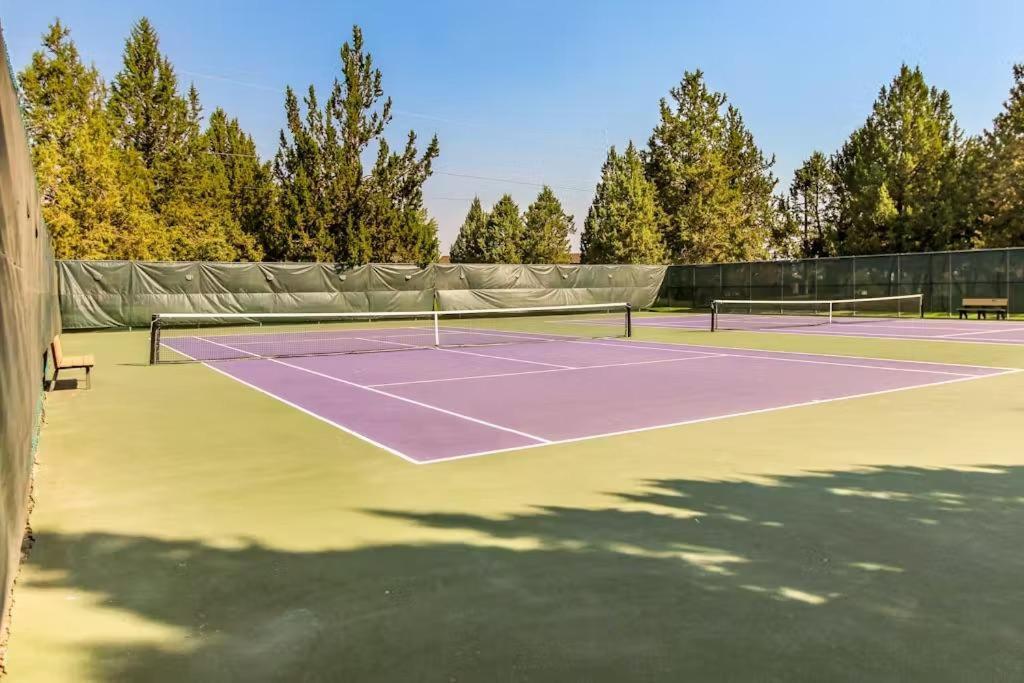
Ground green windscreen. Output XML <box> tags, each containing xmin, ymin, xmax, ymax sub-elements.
<box><xmin>0</xmin><ymin>28</ymin><xmax>62</xmax><ymax>652</ymax></box>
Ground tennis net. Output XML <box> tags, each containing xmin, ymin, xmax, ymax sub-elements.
<box><xmin>710</xmin><ymin>294</ymin><xmax>924</xmax><ymax>331</ymax></box>
<box><xmin>149</xmin><ymin>302</ymin><xmax>632</xmax><ymax>363</ymax></box>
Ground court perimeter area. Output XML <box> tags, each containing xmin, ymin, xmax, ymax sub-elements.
<box><xmin>7</xmin><ymin>317</ymin><xmax>1024</xmax><ymax>681</ymax></box>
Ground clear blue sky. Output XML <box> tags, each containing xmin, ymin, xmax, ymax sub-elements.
<box><xmin>4</xmin><ymin>1</ymin><xmax>1023</xmax><ymax>253</ymax></box>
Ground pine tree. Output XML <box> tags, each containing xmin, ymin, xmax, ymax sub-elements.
<box><xmin>108</xmin><ymin>18</ymin><xmax>189</xmax><ymax>181</ymax></box>
<box><xmin>973</xmin><ymin>63</ymin><xmax>1024</xmax><ymax>247</ymax></box>
<box><xmin>274</xmin><ymin>25</ymin><xmax>439</xmax><ymax>263</ymax></box>
<box><xmin>18</xmin><ymin>21</ymin><xmax>167</xmax><ymax>259</ymax></box>
<box><xmin>449</xmin><ymin>197</ymin><xmax>489</xmax><ymax>263</ymax></box>
<box><xmin>521</xmin><ymin>186</ymin><xmax>574</xmax><ymax>263</ymax></box>
<box><xmin>646</xmin><ymin>70</ymin><xmax>778</xmax><ymax>263</ymax></box>
<box><xmin>274</xmin><ymin>85</ymin><xmax>337</xmax><ymax>260</ymax></box>
<box><xmin>205</xmin><ymin>108</ymin><xmax>281</xmax><ymax>258</ymax></box>
<box><xmin>581</xmin><ymin>143</ymin><xmax>665</xmax><ymax>264</ymax></box>
<box><xmin>831</xmin><ymin>65</ymin><xmax>970</xmax><ymax>254</ymax></box>
<box><xmin>788</xmin><ymin>151</ymin><xmax>837</xmax><ymax>256</ymax></box>
<box><xmin>159</xmin><ymin>86</ymin><xmax>262</xmax><ymax>260</ymax></box>
<box><xmin>107</xmin><ymin>18</ymin><xmax>261</xmax><ymax>260</ymax></box>
<box><xmin>478</xmin><ymin>195</ymin><xmax>524</xmax><ymax>263</ymax></box>
<box><xmin>359</xmin><ymin>132</ymin><xmax>440</xmax><ymax>263</ymax></box>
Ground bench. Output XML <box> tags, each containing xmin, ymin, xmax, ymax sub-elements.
<box><xmin>958</xmin><ymin>297</ymin><xmax>1009</xmax><ymax>320</ymax></box>
<box><xmin>50</xmin><ymin>335</ymin><xmax>94</xmax><ymax>390</ymax></box>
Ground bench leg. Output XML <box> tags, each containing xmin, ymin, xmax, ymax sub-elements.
<box><xmin>86</xmin><ymin>367</ymin><xmax>91</xmax><ymax>390</ymax></box>
<box><xmin>50</xmin><ymin>368</ymin><xmax>58</xmax><ymax>392</ymax></box>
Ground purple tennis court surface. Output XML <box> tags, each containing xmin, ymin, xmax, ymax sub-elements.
<box><xmin>632</xmin><ymin>314</ymin><xmax>1024</xmax><ymax>344</ymax></box>
<box><xmin>164</xmin><ymin>334</ymin><xmax>1015</xmax><ymax>464</ymax></box>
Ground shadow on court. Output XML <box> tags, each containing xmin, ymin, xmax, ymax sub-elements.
<box><xmin>24</xmin><ymin>465</ymin><xmax>1024</xmax><ymax>682</ymax></box>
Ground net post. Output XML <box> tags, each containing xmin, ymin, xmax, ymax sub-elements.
<box><xmin>828</xmin><ymin>302</ymin><xmax>833</xmax><ymax>325</ymax></box>
<box><xmin>919</xmin><ymin>294</ymin><xmax>924</xmax><ymax>318</ymax></box>
<box><xmin>148</xmin><ymin>314</ymin><xmax>161</xmax><ymax>365</ymax></box>
<box><xmin>625</xmin><ymin>303</ymin><xmax>632</xmax><ymax>338</ymax></box>
<box><xmin>710</xmin><ymin>301</ymin><xmax>717</xmax><ymax>332</ymax></box>
<box><xmin>433</xmin><ymin>311</ymin><xmax>440</xmax><ymax>347</ymax></box>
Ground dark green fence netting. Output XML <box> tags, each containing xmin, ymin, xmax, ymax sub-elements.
<box><xmin>0</xmin><ymin>29</ymin><xmax>62</xmax><ymax>649</ymax></box>
<box><xmin>434</xmin><ymin>264</ymin><xmax>666</xmax><ymax>310</ymax></box>
<box><xmin>657</xmin><ymin>248</ymin><xmax>1024</xmax><ymax>315</ymax></box>
<box><xmin>58</xmin><ymin>262</ymin><xmax>667</xmax><ymax>328</ymax></box>
<box><xmin>59</xmin><ymin>261</ymin><xmax>435</xmax><ymax>328</ymax></box>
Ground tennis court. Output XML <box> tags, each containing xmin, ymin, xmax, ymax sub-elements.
<box><xmin>155</xmin><ymin>314</ymin><xmax>1013</xmax><ymax>463</ymax></box>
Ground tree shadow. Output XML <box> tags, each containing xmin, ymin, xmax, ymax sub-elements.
<box><xmin>22</xmin><ymin>465</ymin><xmax>1024</xmax><ymax>682</ymax></box>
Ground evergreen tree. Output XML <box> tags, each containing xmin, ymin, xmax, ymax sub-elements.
<box><xmin>581</xmin><ymin>143</ymin><xmax>665</xmax><ymax>264</ymax></box>
<box><xmin>108</xmin><ymin>18</ymin><xmax>260</xmax><ymax>260</ymax></box>
<box><xmin>18</xmin><ymin>21</ymin><xmax>167</xmax><ymax>259</ymax></box>
<box><xmin>273</xmin><ymin>85</ymin><xmax>337</xmax><ymax>260</ymax></box>
<box><xmin>274</xmin><ymin>25</ymin><xmax>439</xmax><ymax>263</ymax></box>
<box><xmin>107</xmin><ymin>18</ymin><xmax>189</xmax><ymax>181</ymax></box>
<box><xmin>831</xmin><ymin>65</ymin><xmax>971</xmax><ymax>254</ymax></box>
<box><xmin>359</xmin><ymin>132</ymin><xmax>440</xmax><ymax>263</ymax></box>
<box><xmin>973</xmin><ymin>63</ymin><xmax>1024</xmax><ymax>247</ymax></box>
<box><xmin>449</xmin><ymin>197</ymin><xmax>489</xmax><ymax>263</ymax></box>
<box><xmin>159</xmin><ymin>86</ymin><xmax>262</xmax><ymax>260</ymax></box>
<box><xmin>788</xmin><ymin>151</ymin><xmax>837</xmax><ymax>256</ymax></box>
<box><xmin>646</xmin><ymin>70</ymin><xmax>778</xmax><ymax>263</ymax></box>
<box><xmin>478</xmin><ymin>195</ymin><xmax>524</xmax><ymax>263</ymax></box>
<box><xmin>521</xmin><ymin>186</ymin><xmax>574</xmax><ymax>263</ymax></box>
<box><xmin>205</xmin><ymin>108</ymin><xmax>281</xmax><ymax>258</ymax></box>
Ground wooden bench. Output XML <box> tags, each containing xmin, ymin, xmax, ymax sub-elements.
<box><xmin>50</xmin><ymin>336</ymin><xmax>94</xmax><ymax>390</ymax></box>
<box><xmin>958</xmin><ymin>297</ymin><xmax>1009</xmax><ymax>320</ymax></box>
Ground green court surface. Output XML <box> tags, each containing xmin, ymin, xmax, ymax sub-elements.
<box><xmin>7</xmin><ymin>321</ymin><xmax>1024</xmax><ymax>682</ymax></box>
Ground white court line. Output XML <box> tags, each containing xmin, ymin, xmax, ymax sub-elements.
<box><xmin>434</xmin><ymin>346</ymin><xmax>574</xmax><ymax>369</ymax></box>
<box><xmin>195</xmin><ymin>336</ymin><xmax>550</xmax><ymax>445</ymax></box>
<box><xmin>940</xmin><ymin>328</ymin><xmax>1024</xmax><ymax>338</ymax></box>
<box><xmin>367</xmin><ymin>353</ymin><xmax>728</xmax><ymax>388</ymax></box>
<box><xmin>421</xmin><ymin>368</ymin><xmax>1022</xmax><ymax>464</ymax></box>
<box><xmin>557</xmin><ymin>335</ymin><xmax>980</xmax><ymax>376</ymax></box>
<box><xmin>361</xmin><ymin>334</ymin><xmax>577</xmax><ymax>369</ymax></box>
<box><xmin>555</xmin><ymin>335</ymin><xmax>1020</xmax><ymax>372</ymax></box>
<box><xmin>751</xmin><ymin>327</ymin><xmax>1024</xmax><ymax>347</ymax></box>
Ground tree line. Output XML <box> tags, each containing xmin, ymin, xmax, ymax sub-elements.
<box><xmin>20</xmin><ymin>19</ymin><xmax>438</xmax><ymax>263</ymax></box>
<box><xmin>20</xmin><ymin>19</ymin><xmax>1024</xmax><ymax>265</ymax></box>
<box><xmin>452</xmin><ymin>67</ymin><xmax>1024</xmax><ymax>263</ymax></box>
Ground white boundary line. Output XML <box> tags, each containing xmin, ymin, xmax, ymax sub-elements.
<box><xmin>367</xmin><ymin>353</ymin><xmax>728</xmax><ymax>388</ymax></box>
<box><xmin>624</xmin><ymin>315</ymin><xmax>1024</xmax><ymax>345</ymax></box>
<box><xmin>940</xmin><ymin>328</ymin><xmax>1024</xmax><ymax>338</ymax></box>
<box><xmin>561</xmin><ymin>333</ymin><xmax>1024</xmax><ymax>370</ymax></box>
<box><xmin>195</xmin><ymin>336</ymin><xmax>550</xmax><ymax>445</ymax></box>
<box><xmin>432</xmin><ymin>346</ymin><xmax>574</xmax><ymax>369</ymax></box>
<box><xmin>361</xmin><ymin>332</ymin><xmax>578</xmax><ymax>369</ymax></box>
<box><xmin>569</xmin><ymin>335</ymin><xmax>1022</xmax><ymax>372</ymax></box>
<box><xmin>735</xmin><ymin>326</ymin><xmax>1024</xmax><ymax>347</ymax></box>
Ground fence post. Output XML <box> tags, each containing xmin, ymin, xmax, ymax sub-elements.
<box><xmin>947</xmin><ymin>252</ymin><xmax>953</xmax><ymax>317</ymax></box>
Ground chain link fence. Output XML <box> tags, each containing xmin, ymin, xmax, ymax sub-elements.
<box><xmin>656</xmin><ymin>248</ymin><xmax>1024</xmax><ymax>315</ymax></box>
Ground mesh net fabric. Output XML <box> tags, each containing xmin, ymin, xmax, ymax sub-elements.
<box><xmin>150</xmin><ymin>303</ymin><xmax>632</xmax><ymax>363</ymax></box>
